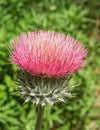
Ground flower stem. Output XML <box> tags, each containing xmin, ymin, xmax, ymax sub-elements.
<box><xmin>34</xmin><ymin>104</ymin><xmax>45</xmax><ymax>130</ymax></box>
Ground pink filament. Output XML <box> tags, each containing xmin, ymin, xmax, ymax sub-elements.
<box><xmin>11</xmin><ymin>31</ymin><xmax>87</xmax><ymax>77</ymax></box>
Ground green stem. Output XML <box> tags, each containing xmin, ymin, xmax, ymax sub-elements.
<box><xmin>34</xmin><ymin>104</ymin><xmax>45</xmax><ymax>130</ymax></box>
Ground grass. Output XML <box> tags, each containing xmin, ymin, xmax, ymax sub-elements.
<box><xmin>0</xmin><ymin>0</ymin><xmax>100</xmax><ymax>130</ymax></box>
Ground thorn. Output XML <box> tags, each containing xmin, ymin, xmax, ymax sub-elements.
<box><xmin>11</xmin><ymin>91</ymin><xmax>19</xmax><ymax>94</ymax></box>
<box><xmin>58</xmin><ymin>98</ymin><xmax>65</xmax><ymax>102</ymax></box>
<box><xmin>71</xmin><ymin>84</ymin><xmax>80</xmax><ymax>88</ymax></box>
<box><xmin>29</xmin><ymin>93</ymin><xmax>35</xmax><ymax>96</ymax></box>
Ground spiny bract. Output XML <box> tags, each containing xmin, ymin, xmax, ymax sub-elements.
<box><xmin>17</xmin><ymin>71</ymin><xmax>72</xmax><ymax>106</ymax></box>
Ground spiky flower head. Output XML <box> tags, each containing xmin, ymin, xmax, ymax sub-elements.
<box><xmin>10</xmin><ymin>31</ymin><xmax>87</xmax><ymax>106</ymax></box>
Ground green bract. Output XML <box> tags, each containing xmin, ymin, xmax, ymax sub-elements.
<box><xmin>17</xmin><ymin>71</ymin><xmax>73</xmax><ymax>106</ymax></box>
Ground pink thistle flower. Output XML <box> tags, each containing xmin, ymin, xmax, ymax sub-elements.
<box><xmin>11</xmin><ymin>31</ymin><xmax>87</xmax><ymax>77</ymax></box>
<box><xmin>10</xmin><ymin>31</ymin><xmax>88</xmax><ymax>130</ymax></box>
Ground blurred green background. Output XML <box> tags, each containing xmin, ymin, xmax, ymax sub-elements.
<box><xmin>0</xmin><ymin>0</ymin><xmax>100</xmax><ymax>130</ymax></box>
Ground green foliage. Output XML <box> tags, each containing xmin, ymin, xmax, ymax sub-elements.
<box><xmin>0</xmin><ymin>0</ymin><xmax>100</xmax><ymax>130</ymax></box>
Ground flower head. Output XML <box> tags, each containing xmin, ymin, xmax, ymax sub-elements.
<box><xmin>11</xmin><ymin>31</ymin><xmax>87</xmax><ymax>78</ymax></box>
<box><xmin>10</xmin><ymin>31</ymin><xmax>88</xmax><ymax>105</ymax></box>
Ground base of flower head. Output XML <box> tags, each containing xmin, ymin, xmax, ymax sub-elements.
<box><xmin>17</xmin><ymin>71</ymin><xmax>73</xmax><ymax>106</ymax></box>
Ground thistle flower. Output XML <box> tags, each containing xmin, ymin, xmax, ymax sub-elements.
<box><xmin>11</xmin><ymin>31</ymin><xmax>87</xmax><ymax>78</ymax></box>
<box><xmin>10</xmin><ymin>31</ymin><xmax>87</xmax><ymax>106</ymax></box>
<box><xmin>10</xmin><ymin>31</ymin><xmax>87</xmax><ymax>130</ymax></box>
